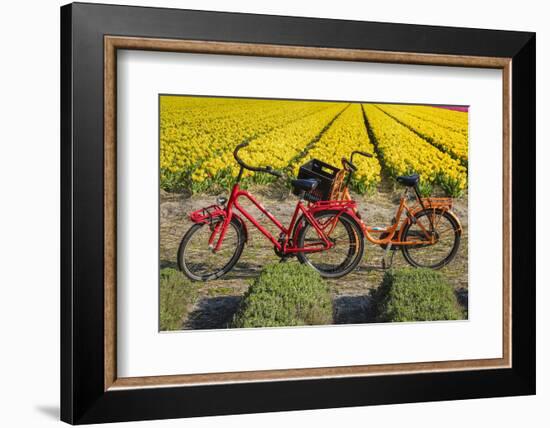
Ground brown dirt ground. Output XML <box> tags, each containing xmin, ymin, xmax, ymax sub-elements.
<box><xmin>160</xmin><ymin>180</ymin><xmax>468</xmax><ymax>330</ymax></box>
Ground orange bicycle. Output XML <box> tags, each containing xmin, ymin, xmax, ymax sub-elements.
<box><xmin>296</xmin><ymin>152</ymin><xmax>462</xmax><ymax>269</ymax></box>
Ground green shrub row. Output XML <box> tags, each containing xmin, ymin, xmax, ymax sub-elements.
<box><xmin>372</xmin><ymin>268</ymin><xmax>463</xmax><ymax>322</ymax></box>
<box><xmin>231</xmin><ymin>262</ymin><xmax>333</xmax><ymax>328</ymax></box>
<box><xmin>159</xmin><ymin>268</ymin><xmax>199</xmax><ymax>331</ymax></box>
<box><xmin>159</xmin><ymin>264</ymin><xmax>463</xmax><ymax>331</ymax></box>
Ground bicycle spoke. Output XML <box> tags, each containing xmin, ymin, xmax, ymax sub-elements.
<box><xmin>436</xmin><ymin>225</ymin><xmax>456</xmax><ymax>235</ymax></box>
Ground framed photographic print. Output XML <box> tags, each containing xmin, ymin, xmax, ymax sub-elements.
<box><xmin>60</xmin><ymin>2</ymin><xmax>536</xmax><ymax>424</ymax></box>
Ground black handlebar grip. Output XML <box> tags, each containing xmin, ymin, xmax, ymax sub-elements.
<box><xmin>234</xmin><ymin>141</ymin><xmax>249</xmax><ymax>155</ymax></box>
<box><xmin>353</xmin><ymin>150</ymin><xmax>373</xmax><ymax>158</ymax></box>
<box><xmin>233</xmin><ymin>142</ymin><xmax>282</xmax><ymax>177</ymax></box>
<box><xmin>233</xmin><ymin>141</ymin><xmax>250</xmax><ymax>165</ymax></box>
<box><xmin>265</xmin><ymin>166</ymin><xmax>283</xmax><ymax>177</ymax></box>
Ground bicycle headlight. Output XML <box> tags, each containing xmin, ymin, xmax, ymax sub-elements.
<box><xmin>216</xmin><ymin>196</ymin><xmax>228</xmax><ymax>206</ymax></box>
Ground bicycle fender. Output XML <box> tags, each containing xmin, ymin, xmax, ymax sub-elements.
<box><xmin>189</xmin><ymin>208</ymin><xmax>248</xmax><ymax>246</ymax></box>
<box><xmin>341</xmin><ymin>208</ymin><xmax>363</xmax><ymax>226</ymax></box>
<box><xmin>445</xmin><ymin>210</ymin><xmax>463</xmax><ymax>235</ymax></box>
<box><xmin>291</xmin><ymin>215</ymin><xmax>306</xmax><ymax>243</ymax></box>
<box><xmin>231</xmin><ymin>213</ymin><xmax>249</xmax><ymax>243</ymax></box>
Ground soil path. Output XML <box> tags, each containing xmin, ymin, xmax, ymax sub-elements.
<box><xmin>161</xmin><ymin>182</ymin><xmax>468</xmax><ymax>329</ymax></box>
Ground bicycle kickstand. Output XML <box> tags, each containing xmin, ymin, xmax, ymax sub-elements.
<box><xmin>381</xmin><ymin>242</ymin><xmax>395</xmax><ymax>270</ymax></box>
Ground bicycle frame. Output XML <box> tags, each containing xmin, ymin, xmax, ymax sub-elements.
<box><xmin>190</xmin><ymin>183</ymin><xmax>359</xmax><ymax>255</ymax></box>
<box><xmin>340</xmin><ymin>186</ymin><xmax>460</xmax><ymax>247</ymax></box>
<box><xmin>362</xmin><ymin>192</ymin><xmax>429</xmax><ymax>246</ymax></box>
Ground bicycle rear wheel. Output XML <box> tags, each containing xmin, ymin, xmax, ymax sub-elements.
<box><xmin>177</xmin><ymin>217</ymin><xmax>245</xmax><ymax>281</ymax></box>
<box><xmin>296</xmin><ymin>210</ymin><xmax>364</xmax><ymax>278</ymax></box>
<box><xmin>401</xmin><ymin>209</ymin><xmax>461</xmax><ymax>269</ymax></box>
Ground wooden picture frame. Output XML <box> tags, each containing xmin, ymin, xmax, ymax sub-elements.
<box><xmin>61</xmin><ymin>2</ymin><xmax>535</xmax><ymax>424</ymax></box>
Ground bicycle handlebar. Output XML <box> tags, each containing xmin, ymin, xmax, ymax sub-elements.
<box><xmin>342</xmin><ymin>150</ymin><xmax>374</xmax><ymax>171</ymax></box>
<box><xmin>341</xmin><ymin>158</ymin><xmax>357</xmax><ymax>172</ymax></box>
<box><xmin>350</xmin><ymin>151</ymin><xmax>373</xmax><ymax>162</ymax></box>
<box><xmin>233</xmin><ymin>141</ymin><xmax>283</xmax><ymax>178</ymax></box>
<box><xmin>341</xmin><ymin>150</ymin><xmax>374</xmax><ymax>184</ymax></box>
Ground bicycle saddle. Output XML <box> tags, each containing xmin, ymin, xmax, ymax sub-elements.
<box><xmin>291</xmin><ymin>178</ymin><xmax>319</xmax><ymax>192</ymax></box>
<box><xmin>396</xmin><ymin>174</ymin><xmax>420</xmax><ymax>187</ymax></box>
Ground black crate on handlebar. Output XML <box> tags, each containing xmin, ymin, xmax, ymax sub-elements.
<box><xmin>293</xmin><ymin>159</ymin><xmax>340</xmax><ymax>202</ymax></box>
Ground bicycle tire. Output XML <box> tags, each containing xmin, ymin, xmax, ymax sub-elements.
<box><xmin>177</xmin><ymin>217</ymin><xmax>245</xmax><ymax>281</ymax></box>
<box><xmin>296</xmin><ymin>210</ymin><xmax>364</xmax><ymax>278</ymax></box>
<box><xmin>401</xmin><ymin>209</ymin><xmax>461</xmax><ymax>269</ymax></box>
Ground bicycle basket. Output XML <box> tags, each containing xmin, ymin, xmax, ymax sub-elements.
<box><xmin>293</xmin><ymin>159</ymin><xmax>339</xmax><ymax>202</ymax></box>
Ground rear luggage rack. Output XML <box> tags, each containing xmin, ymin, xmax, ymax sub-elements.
<box><xmin>421</xmin><ymin>197</ymin><xmax>453</xmax><ymax>210</ymax></box>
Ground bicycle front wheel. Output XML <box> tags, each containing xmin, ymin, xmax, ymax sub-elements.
<box><xmin>296</xmin><ymin>210</ymin><xmax>364</xmax><ymax>278</ymax></box>
<box><xmin>177</xmin><ymin>217</ymin><xmax>245</xmax><ymax>281</ymax></box>
<box><xmin>401</xmin><ymin>209</ymin><xmax>461</xmax><ymax>269</ymax></box>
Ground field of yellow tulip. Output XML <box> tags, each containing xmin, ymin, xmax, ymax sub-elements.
<box><xmin>197</xmin><ymin>102</ymin><xmax>348</xmax><ymax>187</ymax></box>
<box><xmin>362</xmin><ymin>104</ymin><xmax>467</xmax><ymax>196</ymax></box>
<box><xmin>402</xmin><ymin>104</ymin><xmax>469</xmax><ymax>137</ymax></box>
<box><xmin>376</xmin><ymin>104</ymin><xmax>468</xmax><ymax>166</ymax></box>
<box><xmin>160</xmin><ymin>96</ymin><xmax>468</xmax><ymax>196</ymax></box>
<box><xmin>298</xmin><ymin>104</ymin><xmax>381</xmax><ymax>192</ymax></box>
<box><xmin>160</xmin><ymin>96</ymin><xmax>332</xmax><ymax>190</ymax></box>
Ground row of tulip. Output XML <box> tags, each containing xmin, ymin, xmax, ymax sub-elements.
<box><xmin>375</xmin><ymin>104</ymin><xmax>468</xmax><ymax>166</ymax></box>
<box><xmin>363</xmin><ymin>104</ymin><xmax>467</xmax><ymax>196</ymax></box>
<box><xmin>298</xmin><ymin>104</ymin><xmax>381</xmax><ymax>192</ymax></box>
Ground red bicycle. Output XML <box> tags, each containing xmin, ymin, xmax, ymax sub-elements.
<box><xmin>177</xmin><ymin>142</ymin><xmax>365</xmax><ymax>281</ymax></box>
